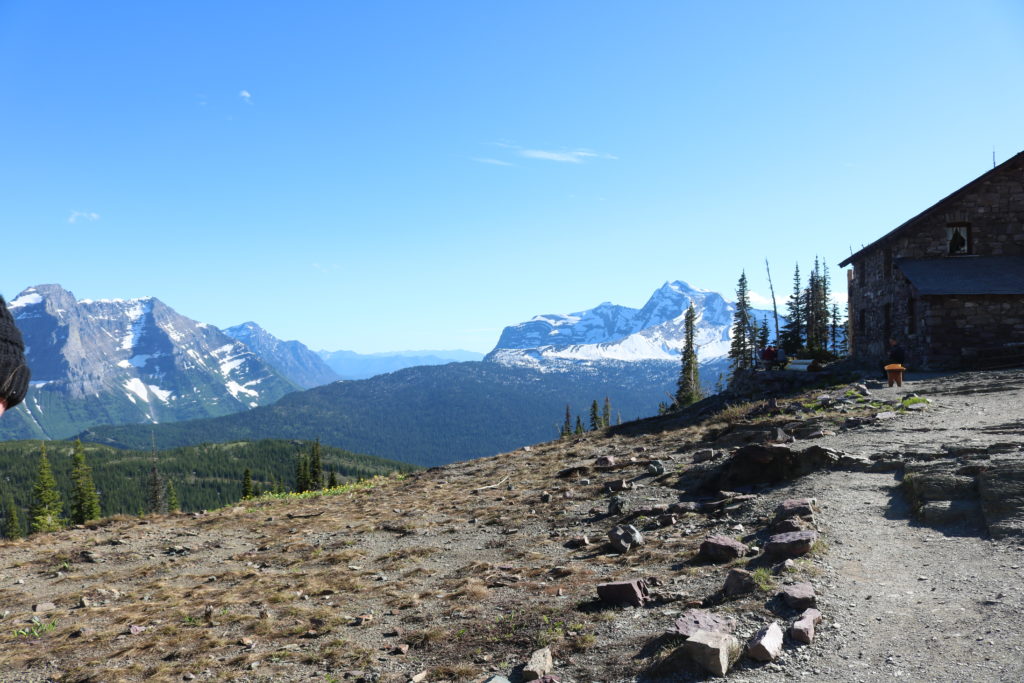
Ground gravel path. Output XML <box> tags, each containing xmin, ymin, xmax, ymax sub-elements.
<box><xmin>732</xmin><ymin>369</ymin><xmax>1024</xmax><ymax>683</ymax></box>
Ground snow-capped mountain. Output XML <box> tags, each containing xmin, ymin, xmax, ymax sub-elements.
<box><xmin>223</xmin><ymin>322</ymin><xmax>339</xmax><ymax>389</ymax></box>
<box><xmin>0</xmin><ymin>285</ymin><xmax>298</xmax><ymax>440</ymax></box>
<box><xmin>486</xmin><ymin>280</ymin><xmax>778</xmax><ymax>371</ymax></box>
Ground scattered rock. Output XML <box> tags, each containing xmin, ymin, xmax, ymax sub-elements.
<box><xmin>774</xmin><ymin>498</ymin><xmax>816</xmax><ymax>521</ymax></box>
<box><xmin>746</xmin><ymin>621</ymin><xmax>784</xmax><ymax>662</ymax></box>
<box><xmin>597</xmin><ymin>579</ymin><xmax>650</xmax><ymax>607</ymax></box>
<box><xmin>790</xmin><ymin>608</ymin><xmax>823</xmax><ymax>644</ymax></box>
<box><xmin>32</xmin><ymin>602</ymin><xmax>56</xmax><ymax>613</ymax></box>
<box><xmin>522</xmin><ymin>646</ymin><xmax>553</xmax><ymax>681</ymax></box>
<box><xmin>780</xmin><ymin>582</ymin><xmax>817</xmax><ymax>609</ymax></box>
<box><xmin>648</xmin><ymin>460</ymin><xmax>666</xmax><ymax>476</ymax></box>
<box><xmin>698</xmin><ymin>535</ymin><xmax>748</xmax><ymax>563</ymax></box>
<box><xmin>605</xmin><ymin>479</ymin><xmax>632</xmax><ymax>493</ymax></box>
<box><xmin>608</xmin><ymin>525</ymin><xmax>643</xmax><ymax>553</ymax></box>
<box><xmin>692</xmin><ymin>448</ymin><xmax>717</xmax><ymax>463</ymax></box>
<box><xmin>595</xmin><ymin>456</ymin><xmax>616</xmax><ymax>467</ymax></box>
<box><xmin>765</xmin><ymin>530</ymin><xmax>818</xmax><ymax>558</ymax></box>
<box><xmin>668</xmin><ymin>609</ymin><xmax>736</xmax><ymax>638</ymax></box>
<box><xmin>722</xmin><ymin>568</ymin><xmax>757</xmax><ymax>597</ymax></box>
<box><xmin>683</xmin><ymin>629</ymin><xmax>741</xmax><ymax>676</ymax></box>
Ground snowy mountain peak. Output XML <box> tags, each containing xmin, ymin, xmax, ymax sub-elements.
<box><xmin>487</xmin><ymin>280</ymin><xmax>776</xmax><ymax>367</ymax></box>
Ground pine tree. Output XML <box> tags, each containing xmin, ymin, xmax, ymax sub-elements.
<box><xmin>780</xmin><ymin>263</ymin><xmax>804</xmax><ymax>353</ymax></box>
<box><xmin>675</xmin><ymin>302</ymin><xmax>702</xmax><ymax>408</ymax></box>
<box><xmin>728</xmin><ymin>271</ymin><xmax>754</xmax><ymax>381</ymax></box>
<box><xmin>166</xmin><ymin>480</ymin><xmax>180</xmax><ymax>512</ymax></box>
<box><xmin>241</xmin><ymin>468</ymin><xmax>254</xmax><ymax>500</ymax></box>
<box><xmin>574</xmin><ymin>416</ymin><xmax>584</xmax><ymax>435</ymax></box>
<box><xmin>602</xmin><ymin>397</ymin><xmax>611</xmax><ymax>428</ymax></box>
<box><xmin>70</xmin><ymin>439</ymin><xmax>101</xmax><ymax>525</ymax></box>
<box><xmin>589</xmin><ymin>400</ymin><xmax>601</xmax><ymax>431</ymax></box>
<box><xmin>296</xmin><ymin>454</ymin><xmax>310</xmax><ymax>493</ymax></box>
<box><xmin>327</xmin><ymin>470</ymin><xmax>339</xmax><ymax>488</ymax></box>
<box><xmin>757</xmin><ymin>317</ymin><xmax>770</xmax><ymax>350</ymax></box>
<box><xmin>2</xmin><ymin>492</ymin><xmax>22</xmax><ymax>539</ymax></box>
<box><xmin>29</xmin><ymin>443</ymin><xmax>64</xmax><ymax>534</ymax></box>
<box><xmin>309</xmin><ymin>440</ymin><xmax>323</xmax><ymax>490</ymax></box>
<box><xmin>561</xmin><ymin>404</ymin><xmax>572</xmax><ymax>438</ymax></box>
<box><xmin>146</xmin><ymin>465</ymin><xmax>166</xmax><ymax>514</ymax></box>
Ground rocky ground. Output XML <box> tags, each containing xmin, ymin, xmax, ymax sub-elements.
<box><xmin>0</xmin><ymin>368</ymin><xmax>1022</xmax><ymax>683</ymax></box>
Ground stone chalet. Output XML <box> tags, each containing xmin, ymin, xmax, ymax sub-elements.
<box><xmin>839</xmin><ymin>152</ymin><xmax>1024</xmax><ymax>370</ymax></box>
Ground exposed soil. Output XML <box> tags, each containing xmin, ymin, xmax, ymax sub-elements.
<box><xmin>0</xmin><ymin>369</ymin><xmax>1022</xmax><ymax>683</ymax></box>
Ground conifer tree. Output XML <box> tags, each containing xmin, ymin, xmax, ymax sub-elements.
<box><xmin>2</xmin><ymin>492</ymin><xmax>22</xmax><ymax>539</ymax></box>
<box><xmin>574</xmin><ymin>416</ymin><xmax>584</xmax><ymax>435</ymax></box>
<box><xmin>780</xmin><ymin>263</ymin><xmax>804</xmax><ymax>353</ymax></box>
<box><xmin>242</xmin><ymin>468</ymin><xmax>254</xmax><ymax>500</ymax></box>
<box><xmin>296</xmin><ymin>454</ymin><xmax>310</xmax><ymax>493</ymax></box>
<box><xmin>561</xmin><ymin>404</ymin><xmax>572</xmax><ymax>438</ymax></box>
<box><xmin>758</xmin><ymin>317</ymin><xmax>770</xmax><ymax>350</ymax></box>
<box><xmin>602</xmin><ymin>397</ymin><xmax>611</xmax><ymax>428</ymax></box>
<box><xmin>589</xmin><ymin>400</ymin><xmax>601</xmax><ymax>431</ymax></box>
<box><xmin>327</xmin><ymin>470</ymin><xmax>339</xmax><ymax>488</ymax></box>
<box><xmin>146</xmin><ymin>465</ymin><xmax>166</xmax><ymax>514</ymax></box>
<box><xmin>29</xmin><ymin>443</ymin><xmax>64</xmax><ymax>534</ymax></box>
<box><xmin>675</xmin><ymin>302</ymin><xmax>702</xmax><ymax>408</ymax></box>
<box><xmin>309</xmin><ymin>440</ymin><xmax>323</xmax><ymax>490</ymax></box>
<box><xmin>728</xmin><ymin>271</ymin><xmax>754</xmax><ymax>381</ymax></box>
<box><xmin>70</xmin><ymin>439</ymin><xmax>101</xmax><ymax>525</ymax></box>
<box><xmin>166</xmin><ymin>480</ymin><xmax>180</xmax><ymax>512</ymax></box>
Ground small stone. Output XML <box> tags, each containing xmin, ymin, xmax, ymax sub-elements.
<box><xmin>746</xmin><ymin>621</ymin><xmax>784</xmax><ymax>661</ymax></box>
<box><xmin>765</xmin><ymin>530</ymin><xmax>818</xmax><ymax>558</ymax></box>
<box><xmin>683</xmin><ymin>629</ymin><xmax>741</xmax><ymax>676</ymax></box>
<box><xmin>790</xmin><ymin>608</ymin><xmax>823</xmax><ymax>644</ymax></box>
<box><xmin>723</xmin><ymin>568</ymin><xmax>757</xmax><ymax>597</ymax></box>
<box><xmin>595</xmin><ymin>455</ymin><xmax>616</xmax><ymax>467</ymax></box>
<box><xmin>354</xmin><ymin>613</ymin><xmax>373</xmax><ymax>625</ymax></box>
<box><xmin>522</xmin><ymin>646</ymin><xmax>553</xmax><ymax>681</ymax></box>
<box><xmin>608</xmin><ymin>524</ymin><xmax>643</xmax><ymax>553</ymax></box>
<box><xmin>540</xmin><ymin>491</ymin><xmax>552</xmax><ymax>503</ymax></box>
<box><xmin>648</xmin><ymin>460</ymin><xmax>666</xmax><ymax>476</ymax></box>
<box><xmin>392</xmin><ymin>643</ymin><xmax>410</xmax><ymax>655</ymax></box>
<box><xmin>693</xmin><ymin>448</ymin><xmax>717</xmax><ymax>463</ymax></box>
<box><xmin>698</xmin><ymin>535</ymin><xmax>749</xmax><ymax>563</ymax></box>
<box><xmin>605</xmin><ymin>479</ymin><xmax>632</xmax><ymax>493</ymax></box>
<box><xmin>780</xmin><ymin>583</ymin><xmax>817</xmax><ymax>609</ymax></box>
<box><xmin>32</xmin><ymin>602</ymin><xmax>57</xmax><ymax>613</ymax></box>
<box><xmin>597</xmin><ymin>579</ymin><xmax>650</xmax><ymax>607</ymax></box>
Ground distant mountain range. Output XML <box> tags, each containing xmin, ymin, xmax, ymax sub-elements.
<box><xmin>317</xmin><ymin>349</ymin><xmax>483</xmax><ymax>380</ymax></box>
<box><xmin>1</xmin><ymin>280</ymin><xmax>773</xmax><ymax>460</ymax></box>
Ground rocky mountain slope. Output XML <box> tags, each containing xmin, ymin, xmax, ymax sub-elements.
<box><xmin>223</xmin><ymin>322</ymin><xmax>339</xmax><ymax>389</ymax></box>
<box><xmin>2</xmin><ymin>368</ymin><xmax>1022</xmax><ymax>682</ymax></box>
<box><xmin>0</xmin><ymin>285</ymin><xmax>297</xmax><ymax>441</ymax></box>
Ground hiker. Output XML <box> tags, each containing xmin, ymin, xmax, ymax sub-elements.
<box><xmin>882</xmin><ymin>337</ymin><xmax>907</xmax><ymax>380</ymax></box>
<box><xmin>772</xmin><ymin>345</ymin><xmax>787</xmax><ymax>370</ymax></box>
<box><xmin>760</xmin><ymin>345</ymin><xmax>776</xmax><ymax>369</ymax></box>
<box><xmin>0</xmin><ymin>296</ymin><xmax>30</xmax><ymax>418</ymax></box>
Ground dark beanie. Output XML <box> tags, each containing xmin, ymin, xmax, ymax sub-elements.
<box><xmin>0</xmin><ymin>296</ymin><xmax>30</xmax><ymax>409</ymax></box>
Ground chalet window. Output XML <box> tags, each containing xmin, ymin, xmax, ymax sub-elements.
<box><xmin>946</xmin><ymin>223</ymin><xmax>971</xmax><ymax>255</ymax></box>
<box><xmin>907</xmin><ymin>297</ymin><xmax>916</xmax><ymax>334</ymax></box>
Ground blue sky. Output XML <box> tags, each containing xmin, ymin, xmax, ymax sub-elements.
<box><xmin>2</xmin><ymin>1</ymin><xmax>1022</xmax><ymax>353</ymax></box>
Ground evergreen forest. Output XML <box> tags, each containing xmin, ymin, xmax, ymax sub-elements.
<box><xmin>0</xmin><ymin>439</ymin><xmax>417</xmax><ymax>537</ymax></box>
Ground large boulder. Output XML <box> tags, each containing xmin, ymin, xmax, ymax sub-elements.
<box><xmin>978</xmin><ymin>458</ymin><xmax>1024</xmax><ymax>538</ymax></box>
<box><xmin>717</xmin><ymin>444</ymin><xmax>841</xmax><ymax>489</ymax></box>
<box><xmin>668</xmin><ymin>609</ymin><xmax>736</xmax><ymax>638</ymax></box>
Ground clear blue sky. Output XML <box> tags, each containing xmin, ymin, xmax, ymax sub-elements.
<box><xmin>1</xmin><ymin>1</ymin><xmax>1022</xmax><ymax>353</ymax></box>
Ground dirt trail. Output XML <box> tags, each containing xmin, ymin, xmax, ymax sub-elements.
<box><xmin>734</xmin><ymin>370</ymin><xmax>1024</xmax><ymax>683</ymax></box>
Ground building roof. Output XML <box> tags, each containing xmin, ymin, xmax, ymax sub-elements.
<box><xmin>897</xmin><ymin>256</ymin><xmax>1024</xmax><ymax>296</ymax></box>
<box><xmin>839</xmin><ymin>150</ymin><xmax>1024</xmax><ymax>268</ymax></box>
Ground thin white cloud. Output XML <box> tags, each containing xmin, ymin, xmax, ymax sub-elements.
<box><xmin>68</xmin><ymin>211</ymin><xmax>100</xmax><ymax>224</ymax></box>
<box><xmin>749</xmin><ymin>290</ymin><xmax>783</xmax><ymax>309</ymax></box>
<box><xmin>239</xmin><ymin>90</ymin><xmax>252</xmax><ymax>104</ymax></box>
<box><xmin>519</xmin><ymin>148</ymin><xmax>617</xmax><ymax>163</ymax></box>
<box><xmin>472</xmin><ymin>157</ymin><xmax>514</xmax><ymax>166</ymax></box>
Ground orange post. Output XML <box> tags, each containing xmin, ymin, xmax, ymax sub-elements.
<box><xmin>884</xmin><ymin>363</ymin><xmax>905</xmax><ymax>387</ymax></box>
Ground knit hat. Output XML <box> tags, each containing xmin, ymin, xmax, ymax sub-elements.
<box><xmin>0</xmin><ymin>296</ymin><xmax>30</xmax><ymax>409</ymax></box>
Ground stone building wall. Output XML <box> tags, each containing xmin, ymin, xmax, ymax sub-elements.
<box><xmin>845</xmin><ymin>154</ymin><xmax>1024</xmax><ymax>369</ymax></box>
